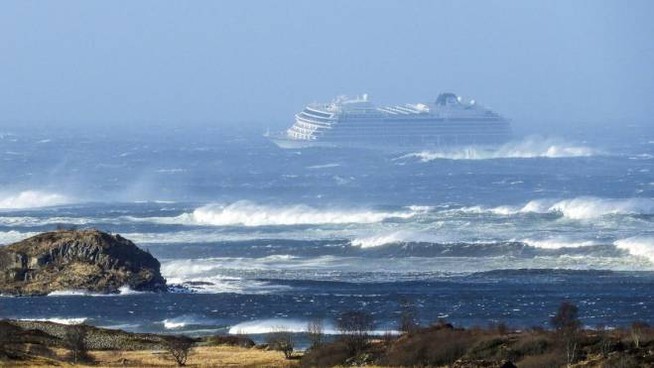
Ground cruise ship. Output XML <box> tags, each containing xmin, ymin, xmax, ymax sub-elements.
<box><xmin>268</xmin><ymin>93</ymin><xmax>512</xmax><ymax>150</ymax></box>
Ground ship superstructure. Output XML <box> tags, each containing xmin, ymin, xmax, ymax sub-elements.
<box><xmin>269</xmin><ymin>93</ymin><xmax>511</xmax><ymax>149</ymax></box>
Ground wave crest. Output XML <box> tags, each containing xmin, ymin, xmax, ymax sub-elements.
<box><xmin>462</xmin><ymin>197</ymin><xmax>654</xmax><ymax>220</ymax></box>
<box><xmin>400</xmin><ymin>137</ymin><xmax>597</xmax><ymax>161</ymax></box>
<box><xmin>170</xmin><ymin>201</ymin><xmax>421</xmax><ymax>227</ymax></box>
<box><xmin>0</xmin><ymin>190</ymin><xmax>71</xmax><ymax>210</ymax></box>
<box><xmin>351</xmin><ymin>231</ymin><xmax>443</xmax><ymax>248</ymax></box>
<box><xmin>615</xmin><ymin>236</ymin><xmax>654</xmax><ymax>263</ymax></box>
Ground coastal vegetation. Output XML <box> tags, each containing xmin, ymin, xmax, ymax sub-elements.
<box><xmin>1</xmin><ymin>307</ymin><xmax>653</xmax><ymax>367</ymax></box>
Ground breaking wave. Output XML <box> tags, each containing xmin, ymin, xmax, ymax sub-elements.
<box><xmin>162</xmin><ymin>258</ymin><xmax>294</xmax><ymax>294</ymax></box>
<box><xmin>0</xmin><ymin>230</ymin><xmax>38</xmax><ymax>245</ymax></box>
<box><xmin>400</xmin><ymin>137</ymin><xmax>597</xmax><ymax>161</ymax></box>
<box><xmin>521</xmin><ymin>238</ymin><xmax>599</xmax><ymax>249</ymax></box>
<box><xmin>228</xmin><ymin>318</ymin><xmax>397</xmax><ymax>335</ymax></box>
<box><xmin>162</xmin><ymin>315</ymin><xmax>216</xmax><ymax>330</ymax></box>
<box><xmin>351</xmin><ymin>231</ymin><xmax>444</xmax><ymax>248</ymax></box>
<box><xmin>136</xmin><ymin>201</ymin><xmax>424</xmax><ymax>227</ymax></box>
<box><xmin>460</xmin><ymin>197</ymin><xmax>654</xmax><ymax>220</ymax></box>
<box><xmin>0</xmin><ymin>190</ymin><xmax>72</xmax><ymax>210</ymax></box>
<box><xmin>19</xmin><ymin>317</ymin><xmax>87</xmax><ymax>325</ymax></box>
<box><xmin>615</xmin><ymin>236</ymin><xmax>654</xmax><ymax>263</ymax></box>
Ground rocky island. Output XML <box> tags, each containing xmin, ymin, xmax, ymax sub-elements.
<box><xmin>0</xmin><ymin>229</ymin><xmax>167</xmax><ymax>295</ymax></box>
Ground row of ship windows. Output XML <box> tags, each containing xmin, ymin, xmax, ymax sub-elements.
<box><xmin>303</xmin><ymin>108</ymin><xmax>332</xmax><ymax>119</ymax></box>
<box><xmin>292</xmin><ymin>121</ymin><xmax>323</xmax><ymax>130</ymax></box>
<box><xmin>296</xmin><ymin>114</ymin><xmax>333</xmax><ymax>126</ymax></box>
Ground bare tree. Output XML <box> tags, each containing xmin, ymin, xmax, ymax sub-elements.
<box><xmin>630</xmin><ymin>321</ymin><xmax>649</xmax><ymax>348</ymax></box>
<box><xmin>398</xmin><ymin>298</ymin><xmax>419</xmax><ymax>334</ymax></box>
<box><xmin>266</xmin><ymin>327</ymin><xmax>294</xmax><ymax>359</ymax></box>
<box><xmin>64</xmin><ymin>324</ymin><xmax>90</xmax><ymax>364</ymax></box>
<box><xmin>165</xmin><ymin>336</ymin><xmax>194</xmax><ymax>366</ymax></box>
<box><xmin>307</xmin><ymin>318</ymin><xmax>325</xmax><ymax>349</ymax></box>
<box><xmin>551</xmin><ymin>301</ymin><xmax>581</xmax><ymax>367</ymax></box>
<box><xmin>337</xmin><ymin>310</ymin><xmax>374</xmax><ymax>355</ymax></box>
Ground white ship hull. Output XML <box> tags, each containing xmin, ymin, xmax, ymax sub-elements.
<box><xmin>269</xmin><ymin>93</ymin><xmax>512</xmax><ymax>150</ymax></box>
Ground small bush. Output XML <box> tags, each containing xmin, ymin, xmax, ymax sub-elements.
<box><xmin>300</xmin><ymin>340</ymin><xmax>351</xmax><ymax>367</ymax></box>
<box><xmin>306</xmin><ymin>318</ymin><xmax>325</xmax><ymax>349</ymax></box>
<box><xmin>513</xmin><ymin>334</ymin><xmax>553</xmax><ymax>357</ymax></box>
<box><xmin>266</xmin><ymin>328</ymin><xmax>294</xmax><ymax>359</ymax></box>
<box><xmin>165</xmin><ymin>336</ymin><xmax>194</xmax><ymax>366</ymax></box>
<box><xmin>384</xmin><ymin>327</ymin><xmax>473</xmax><ymax>367</ymax></box>
<box><xmin>517</xmin><ymin>351</ymin><xmax>565</xmax><ymax>368</ymax></box>
<box><xmin>466</xmin><ymin>336</ymin><xmax>510</xmax><ymax>361</ymax></box>
<box><xmin>64</xmin><ymin>324</ymin><xmax>92</xmax><ymax>364</ymax></box>
<box><xmin>337</xmin><ymin>310</ymin><xmax>374</xmax><ymax>355</ymax></box>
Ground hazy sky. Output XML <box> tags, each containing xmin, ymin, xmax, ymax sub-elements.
<box><xmin>1</xmin><ymin>1</ymin><xmax>653</xmax><ymax>127</ymax></box>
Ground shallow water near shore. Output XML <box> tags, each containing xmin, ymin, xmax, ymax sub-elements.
<box><xmin>0</xmin><ymin>122</ymin><xmax>653</xmax><ymax>338</ymax></box>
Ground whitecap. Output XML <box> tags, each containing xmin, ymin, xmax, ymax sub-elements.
<box><xmin>521</xmin><ymin>238</ymin><xmax>599</xmax><ymax>249</ymax></box>
<box><xmin>161</xmin><ymin>315</ymin><xmax>216</xmax><ymax>330</ymax></box>
<box><xmin>615</xmin><ymin>236</ymin><xmax>654</xmax><ymax>263</ymax></box>
<box><xmin>397</xmin><ymin>137</ymin><xmax>597</xmax><ymax>162</ymax></box>
<box><xmin>351</xmin><ymin>231</ymin><xmax>443</xmax><ymax>248</ymax></box>
<box><xmin>0</xmin><ymin>190</ymin><xmax>72</xmax><ymax>210</ymax></box>
<box><xmin>0</xmin><ymin>230</ymin><xmax>39</xmax><ymax>245</ymax></box>
<box><xmin>128</xmin><ymin>200</ymin><xmax>419</xmax><ymax>227</ymax></box>
<box><xmin>228</xmin><ymin>318</ymin><xmax>398</xmax><ymax>336</ymax></box>
<box><xmin>19</xmin><ymin>317</ymin><xmax>87</xmax><ymax>325</ymax></box>
<box><xmin>458</xmin><ymin>197</ymin><xmax>654</xmax><ymax>220</ymax></box>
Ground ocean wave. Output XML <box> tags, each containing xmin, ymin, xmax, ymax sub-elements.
<box><xmin>131</xmin><ymin>201</ymin><xmax>423</xmax><ymax>227</ymax></box>
<box><xmin>398</xmin><ymin>137</ymin><xmax>597</xmax><ymax>161</ymax></box>
<box><xmin>521</xmin><ymin>238</ymin><xmax>600</xmax><ymax>249</ymax></box>
<box><xmin>615</xmin><ymin>236</ymin><xmax>654</xmax><ymax>263</ymax></box>
<box><xmin>351</xmin><ymin>231</ymin><xmax>443</xmax><ymax>248</ymax></box>
<box><xmin>0</xmin><ymin>190</ymin><xmax>72</xmax><ymax>210</ymax></box>
<box><xmin>162</xmin><ymin>259</ymin><xmax>294</xmax><ymax>294</ymax></box>
<box><xmin>0</xmin><ymin>216</ymin><xmax>92</xmax><ymax>227</ymax></box>
<box><xmin>161</xmin><ymin>315</ymin><xmax>215</xmax><ymax>330</ymax></box>
<box><xmin>0</xmin><ymin>230</ymin><xmax>39</xmax><ymax>245</ymax></box>
<box><xmin>459</xmin><ymin>197</ymin><xmax>654</xmax><ymax>220</ymax></box>
<box><xmin>19</xmin><ymin>317</ymin><xmax>87</xmax><ymax>325</ymax></box>
<box><xmin>47</xmin><ymin>286</ymin><xmax>145</xmax><ymax>297</ymax></box>
<box><xmin>228</xmin><ymin>318</ymin><xmax>397</xmax><ymax>335</ymax></box>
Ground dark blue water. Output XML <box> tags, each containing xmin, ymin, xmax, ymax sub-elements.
<box><xmin>0</xmin><ymin>122</ymin><xmax>653</xmax><ymax>337</ymax></box>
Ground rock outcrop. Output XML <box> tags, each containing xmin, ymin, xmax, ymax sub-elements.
<box><xmin>0</xmin><ymin>229</ymin><xmax>166</xmax><ymax>295</ymax></box>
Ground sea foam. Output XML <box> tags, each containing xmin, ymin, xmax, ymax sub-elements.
<box><xmin>138</xmin><ymin>201</ymin><xmax>422</xmax><ymax>227</ymax></box>
<box><xmin>615</xmin><ymin>236</ymin><xmax>654</xmax><ymax>263</ymax></box>
<box><xmin>461</xmin><ymin>197</ymin><xmax>654</xmax><ymax>220</ymax></box>
<box><xmin>399</xmin><ymin>137</ymin><xmax>597</xmax><ymax>162</ymax></box>
<box><xmin>19</xmin><ymin>317</ymin><xmax>88</xmax><ymax>325</ymax></box>
<box><xmin>228</xmin><ymin>318</ymin><xmax>397</xmax><ymax>335</ymax></box>
<box><xmin>0</xmin><ymin>230</ymin><xmax>38</xmax><ymax>245</ymax></box>
<box><xmin>351</xmin><ymin>231</ymin><xmax>443</xmax><ymax>248</ymax></box>
<box><xmin>0</xmin><ymin>190</ymin><xmax>71</xmax><ymax>210</ymax></box>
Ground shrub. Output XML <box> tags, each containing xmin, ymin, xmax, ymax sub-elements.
<box><xmin>398</xmin><ymin>298</ymin><xmax>419</xmax><ymax>334</ymax></box>
<box><xmin>165</xmin><ymin>336</ymin><xmax>194</xmax><ymax>366</ymax></box>
<box><xmin>517</xmin><ymin>351</ymin><xmax>565</xmax><ymax>368</ymax></box>
<box><xmin>337</xmin><ymin>310</ymin><xmax>374</xmax><ymax>355</ymax></box>
<box><xmin>306</xmin><ymin>318</ymin><xmax>325</xmax><ymax>349</ymax></box>
<box><xmin>300</xmin><ymin>340</ymin><xmax>351</xmax><ymax>367</ymax></box>
<box><xmin>384</xmin><ymin>327</ymin><xmax>473</xmax><ymax>367</ymax></box>
<box><xmin>64</xmin><ymin>324</ymin><xmax>92</xmax><ymax>364</ymax></box>
<box><xmin>266</xmin><ymin>328</ymin><xmax>294</xmax><ymax>359</ymax></box>
<box><xmin>551</xmin><ymin>301</ymin><xmax>581</xmax><ymax>365</ymax></box>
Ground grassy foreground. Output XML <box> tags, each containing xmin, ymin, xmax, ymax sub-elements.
<box><xmin>4</xmin><ymin>346</ymin><xmax>298</xmax><ymax>367</ymax></box>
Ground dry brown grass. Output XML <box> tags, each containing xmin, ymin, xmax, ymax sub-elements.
<box><xmin>7</xmin><ymin>346</ymin><xmax>299</xmax><ymax>367</ymax></box>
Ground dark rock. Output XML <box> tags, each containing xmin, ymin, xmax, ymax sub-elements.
<box><xmin>0</xmin><ymin>229</ymin><xmax>167</xmax><ymax>295</ymax></box>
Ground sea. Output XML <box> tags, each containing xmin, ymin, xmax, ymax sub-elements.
<box><xmin>0</xmin><ymin>120</ymin><xmax>653</xmax><ymax>343</ymax></box>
